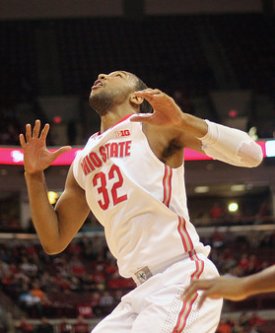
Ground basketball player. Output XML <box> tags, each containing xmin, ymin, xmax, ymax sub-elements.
<box><xmin>19</xmin><ymin>71</ymin><xmax>263</xmax><ymax>332</ymax></box>
<box><xmin>183</xmin><ymin>265</ymin><xmax>275</xmax><ymax>308</ymax></box>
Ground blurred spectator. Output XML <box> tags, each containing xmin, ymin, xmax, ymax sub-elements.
<box><xmin>209</xmin><ymin>202</ymin><xmax>225</xmax><ymax>221</ymax></box>
<box><xmin>77</xmin><ymin>302</ymin><xmax>93</xmax><ymax>319</ymax></box>
<box><xmin>248</xmin><ymin>312</ymin><xmax>266</xmax><ymax>327</ymax></box>
<box><xmin>20</xmin><ymin>258</ymin><xmax>38</xmax><ymax>277</ymax></box>
<box><xmin>0</xmin><ymin>305</ymin><xmax>8</xmax><ymax>333</ymax></box>
<box><xmin>58</xmin><ymin>317</ymin><xmax>73</xmax><ymax>333</ymax></box>
<box><xmin>16</xmin><ymin>316</ymin><xmax>34</xmax><ymax>333</ymax></box>
<box><xmin>18</xmin><ymin>285</ymin><xmax>42</xmax><ymax>316</ymax></box>
<box><xmin>211</xmin><ymin>228</ymin><xmax>225</xmax><ymax>248</ymax></box>
<box><xmin>255</xmin><ymin>200</ymin><xmax>272</xmax><ymax>224</ymax></box>
<box><xmin>260</xmin><ymin>231</ymin><xmax>275</xmax><ymax>248</ymax></box>
<box><xmin>34</xmin><ymin>317</ymin><xmax>54</xmax><ymax>333</ymax></box>
<box><xmin>247</xmin><ymin>255</ymin><xmax>261</xmax><ymax>275</ymax></box>
<box><xmin>90</xmin><ymin>291</ymin><xmax>101</xmax><ymax>309</ymax></box>
<box><xmin>237</xmin><ymin>254</ymin><xmax>250</xmax><ymax>275</ymax></box>
<box><xmin>216</xmin><ymin>319</ymin><xmax>232</xmax><ymax>333</ymax></box>
<box><xmin>73</xmin><ymin>315</ymin><xmax>90</xmax><ymax>333</ymax></box>
<box><xmin>0</xmin><ymin>106</ymin><xmax>21</xmax><ymax>145</ymax></box>
<box><xmin>238</xmin><ymin>312</ymin><xmax>250</xmax><ymax>329</ymax></box>
<box><xmin>248</xmin><ymin>326</ymin><xmax>260</xmax><ymax>333</ymax></box>
<box><xmin>97</xmin><ymin>290</ymin><xmax>115</xmax><ymax>316</ymax></box>
<box><xmin>99</xmin><ymin>291</ymin><xmax>114</xmax><ymax>307</ymax></box>
<box><xmin>30</xmin><ymin>281</ymin><xmax>51</xmax><ymax>306</ymax></box>
<box><xmin>70</xmin><ymin>256</ymin><xmax>86</xmax><ymax>278</ymax></box>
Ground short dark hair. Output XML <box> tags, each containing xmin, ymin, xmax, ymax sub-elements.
<box><xmin>133</xmin><ymin>75</ymin><xmax>153</xmax><ymax>114</ymax></box>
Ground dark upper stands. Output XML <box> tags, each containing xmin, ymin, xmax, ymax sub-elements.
<box><xmin>0</xmin><ymin>14</ymin><xmax>274</xmax><ymax>100</ymax></box>
<box><xmin>0</xmin><ymin>14</ymin><xmax>274</xmax><ymax>145</ymax></box>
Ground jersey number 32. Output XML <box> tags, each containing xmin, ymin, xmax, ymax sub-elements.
<box><xmin>92</xmin><ymin>164</ymin><xmax>127</xmax><ymax>210</ymax></box>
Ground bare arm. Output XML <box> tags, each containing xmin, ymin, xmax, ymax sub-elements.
<box><xmin>242</xmin><ymin>265</ymin><xmax>275</xmax><ymax>296</ymax></box>
<box><xmin>20</xmin><ymin>120</ymin><xmax>90</xmax><ymax>254</ymax></box>
<box><xmin>183</xmin><ymin>265</ymin><xmax>275</xmax><ymax>308</ymax></box>
<box><xmin>131</xmin><ymin>89</ymin><xmax>263</xmax><ymax>167</ymax></box>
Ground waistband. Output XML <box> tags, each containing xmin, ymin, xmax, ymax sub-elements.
<box><xmin>131</xmin><ymin>251</ymin><xmax>205</xmax><ymax>286</ymax></box>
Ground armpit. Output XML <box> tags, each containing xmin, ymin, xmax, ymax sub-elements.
<box><xmin>162</xmin><ymin>138</ymin><xmax>183</xmax><ymax>158</ymax></box>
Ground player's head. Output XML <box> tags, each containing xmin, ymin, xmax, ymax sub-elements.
<box><xmin>89</xmin><ymin>70</ymin><xmax>153</xmax><ymax>115</ymax></box>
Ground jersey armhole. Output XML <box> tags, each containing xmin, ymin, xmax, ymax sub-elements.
<box><xmin>72</xmin><ymin>152</ymin><xmax>85</xmax><ymax>190</ymax></box>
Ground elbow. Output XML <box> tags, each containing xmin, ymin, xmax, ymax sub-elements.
<box><xmin>239</xmin><ymin>142</ymin><xmax>264</xmax><ymax>168</ymax></box>
<box><xmin>41</xmin><ymin>242</ymin><xmax>67</xmax><ymax>256</ymax></box>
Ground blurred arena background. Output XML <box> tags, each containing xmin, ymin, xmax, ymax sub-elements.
<box><xmin>0</xmin><ymin>0</ymin><xmax>275</xmax><ymax>332</ymax></box>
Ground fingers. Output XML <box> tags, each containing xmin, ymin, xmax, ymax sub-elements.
<box><xmin>183</xmin><ymin>280</ymin><xmax>209</xmax><ymax>301</ymax></box>
<box><xmin>183</xmin><ymin>279</ymin><xmax>216</xmax><ymax>309</ymax></box>
<box><xmin>19</xmin><ymin>134</ymin><xmax>26</xmax><ymax>147</ymax></box>
<box><xmin>32</xmin><ymin>119</ymin><xmax>41</xmax><ymax>138</ymax></box>
<box><xmin>52</xmin><ymin>146</ymin><xmax>72</xmax><ymax>159</ymax></box>
<box><xmin>20</xmin><ymin>120</ymin><xmax>49</xmax><ymax>143</ymax></box>
<box><xmin>25</xmin><ymin>124</ymin><xmax>32</xmax><ymax>141</ymax></box>
<box><xmin>40</xmin><ymin>123</ymin><xmax>50</xmax><ymax>140</ymax></box>
<box><xmin>182</xmin><ymin>286</ymin><xmax>198</xmax><ymax>303</ymax></box>
<box><xmin>198</xmin><ymin>292</ymin><xmax>208</xmax><ymax>309</ymax></box>
<box><xmin>183</xmin><ymin>279</ymin><xmax>224</xmax><ymax>309</ymax></box>
<box><xmin>134</xmin><ymin>88</ymin><xmax>173</xmax><ymax>109</ymax></box>
<box><xmin>135</xmin><ymin>89</ymin><xmax>162</xmax><ymax>101</ymax></box>
<box><xmin>131</xmin><ymin>89</ymin><xmax>161</xmax><ymax>123</ymax></box>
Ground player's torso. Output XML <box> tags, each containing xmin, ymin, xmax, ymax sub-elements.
<box><xmin>73</xmin><ymin>115</ymin><xmax>206</xmax><ymax>277</ymax></box>
<box><xmin>74</xmin><ymin>115</ymin><xmax>187</xmax><ymax>217</ymax></box>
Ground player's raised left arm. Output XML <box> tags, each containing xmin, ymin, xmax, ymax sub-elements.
<box><xmin>130</xmin><ymin>89</ymin><xmax>263</xmax><ymax>167</ymax></box>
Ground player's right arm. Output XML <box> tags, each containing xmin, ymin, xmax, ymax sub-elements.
<box><xmin>20</xmin><ymin>120</ymin><xmax>90</xmax><ymax>254</ymax></box>
<box><xmin>183</xmin><ymin>265</ymin><xmax>275</xmax><ymax>308</ymax></box>
<box><xmin>131</xmin><ymin>89</ymin><xmax>263</xmax><ymax>168</ymax></box>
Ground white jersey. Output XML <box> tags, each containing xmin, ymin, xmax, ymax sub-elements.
<box><xmin>73</xmin><ymin>114</ymin><xmax>209</xmax><ymax>278</ymax></box>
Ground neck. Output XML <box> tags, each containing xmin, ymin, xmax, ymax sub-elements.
<box><xmin>100</xmin><ymin>105</ymin><xmax>136</xmax><ymax>132</ymax></box>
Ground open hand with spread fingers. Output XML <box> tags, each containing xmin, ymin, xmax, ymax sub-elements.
<box><xmin>182</xmin><ymin>276</ymin><xmax>248</xmax><ymax>308</ymax></box>
<box><xmin>19</xmin><ymin>119</ymin><xmax>71</xmax><ymax>174</ymax></box>
<box><xmin>130</xmin><ymin>89</ymin><xmax>184</xmax><ymax>128</ymax></box>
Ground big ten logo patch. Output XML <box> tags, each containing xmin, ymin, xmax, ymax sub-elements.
<box><xmin>114</xmin><ymin>129</ymin><xmax>131</xmax><ymax>138</ymax></box>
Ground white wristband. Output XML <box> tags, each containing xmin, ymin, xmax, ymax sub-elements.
<box><xmin>199</xmin><ymin>120</ymin><xmax>263</xmax><ymax>167</ymax></box>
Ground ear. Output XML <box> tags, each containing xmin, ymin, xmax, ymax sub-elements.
<box><xmin>129</xmin><ymin>93</ymin><xmax>143</xmax><ymax>110</ymax></box>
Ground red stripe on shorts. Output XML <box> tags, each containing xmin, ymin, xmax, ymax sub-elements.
<box><xmin>172</xmin><ymin>250</ymin><xmax>205</xmax><ymax>332</ymax></box>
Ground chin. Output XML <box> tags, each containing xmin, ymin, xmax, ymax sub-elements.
<box><xmin>89</xmin><ymin>93</ymin><xmax>112</xmax><ymax>116</ymax></box>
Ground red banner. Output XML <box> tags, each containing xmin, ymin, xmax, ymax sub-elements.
<box><xmin>0</xmin><ymin>141</ymin><xmax>267</xmax><ymax>166</ymax></box>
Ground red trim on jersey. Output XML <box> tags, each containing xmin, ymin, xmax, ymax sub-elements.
<box><xmin>115</xmin><ymin>113</ymin><xmax>134</xmax><ymax>126</ymax></box>
<box><xmin>162</xmin><ymin>165</ymin><xmax>172</xmax><ymax>207</ymax></box>
<box><xmin>177</xmin><ymin>217</ymin><xmax>188</xmax><ymax>252</ymax></box>
<box><xmin>166</xmin><ymin>167</ymin><xmax>172</xmax><ymax>206</ymax></box>
<box><xmin>162</xmin><ymin>166</ymin><xmax>167</xmax><ymax>205</ymax></box>
<box><xmin>177</xmin><ymin>216</ymin><xmax>194</xmax><ymax>252</ymax></box>
<box><xmin>172</xmin><ymin>250</ymin><xmax>205</xmax><ymax>332</ymax></box>
<box><xmin>89</xmin><ymin>132</ymin><xmax>100</xmax><ymax>140</ymax></box>
<box><xmin>95</xmin><ymin>114</ymin><xmax>133</xmax><ymax>136</ymax></box>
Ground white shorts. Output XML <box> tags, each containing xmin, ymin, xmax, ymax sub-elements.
<box><xmin>92</xmin><ymin>252</ymin><xmax>223</xmax><ymax>333</ymax></box>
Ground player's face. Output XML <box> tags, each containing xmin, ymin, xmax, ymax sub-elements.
<box><xmin>89</xmin><ymin>71</ymin><xmax>136</xmax><ymax>115</ymax></box>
